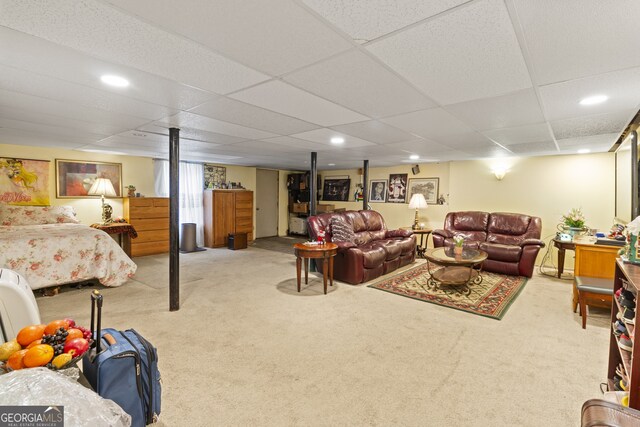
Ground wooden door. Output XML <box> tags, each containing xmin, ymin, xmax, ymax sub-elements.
<box><xmin>213</xmin><ymin>192</ymin><xmax>235</xmax><ymax>246</ymax></box>
<box><xmin>256</xmin><ymin>169</ymin><xmax>278</xmax><ymax>238</ymax></box>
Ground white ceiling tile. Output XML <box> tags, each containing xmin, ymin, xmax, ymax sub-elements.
<box><xmin>136</xmin><ymin>124</ymin><xmax>246</xmax><ymax>145</ymax></box>
<box><xmin>550</xmin><ymin>112</ymin><xmax>631</xmax><ymax>140</ymax></box>
<box><xmin>103</xmin><ymin>0</ymin><xmax>352</xmax><ymax>75</ymax></box>
<box><xmin>0</xmin><ymin>117</ymin><xmax>107</xmax><ymax>142</ymax></box>
<box><xmin>302</xmin><ymin>0</ymin><xmax>469</xmax><ymax>42</ymax></box>
<box><xmin>230</xmin><ymin>80</ymin><xmax>369</xmax><ymax>126</ymax></box>
<box><xmin>189</xmin><ymin>97</ymin><xmax>319</xmax><ymax>135</ymax></box>
<box><xmin>380</xmin><ymin>108</ymin><xmax>472</xmax><ymax>140</ymax></box>
<box><xmin>512</xmin><ymin>0</ymin><xmax>640</xmax><ymax>84</ymax></box>
<box><xmin>0</xmin><ymin>1</ymin><xmax>268</xmax><ymax>94</ymax></box>
<box><xmin>284</xmin><ymin>50</ymin><xmax>435</xmax><ymax>118</ymax></box>
<box><xmin>539</xmin><ymin>67</ymin><xmax>640</xmax><ymax>121</ymax></box>
<box><xmin>330</xmin><ymin>120</ymin><xmax>416</xmax><ymax>145</ymax></box>
<box><xmin>367</xmin><ymin>0</ymin><xmax>531</xmax><ymax>104</ymax></box>
<box><xmin>289</xmin><ymin>128</ymin><xmax>376</xmax><ymax>148</ymax></box>
<box><xmin>506</xmin><ymin>141</ymin><xmax>558</xmax><ymax>155</ymax></box>
<box><xmin>437</xmin><ymin>132</ymin><xmax>499</xmax><ymax>151</ymax></box>
<box><xmin>556</xmin><ymin>133</ymin><xmax>619</xmax><ymax>151</ymax></box>
<box><xmin>482</xmin><ymin>123</ymin><xmax>554</xmax><ymax>146</ymax></box>
<box><xmin>0</xmin><ymin>64</ymin><xmax>178</xmax><ymax>121</ymax></box>
<box><xmin>444</xmin><ymin>89</ymin><xmax>544</xmax><ymax>130</ymax></box>
<box><xmin>462</xmin><ymin>146</ymin><xmax>513</xmax><ymax>158</ymax></box>
<box><xmin>260</xmin><ymin>136</ymin><xmax>330</xmax><ymax>152</ymax></box>
<box><xmin>156</xmin><ymin>112</ymin><xmax>278</xmax><ymax>140</ymax></box>
<box><xmin>0</xmin><ymin>127</ymin><xmax>89</xmax><ymax>149</ymax></box>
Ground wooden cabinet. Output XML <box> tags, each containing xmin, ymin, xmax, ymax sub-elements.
<box><xmin>203</xmin><ymin>190</ymin><xmax>253</xmax><ymax>248</ymax></box>
<box><xmin>573</xmin><ymin>243</ymin><xmax>619</xmax><ymax>310</ymax></box>
<box><xmin>123</xmin><ymin>197</ymin><xmax>169</xmax><ymax>257</ymax></box>
<box><xmin>609</xmin><ymin>260</ymin><xmax>640</xmax><ymax>408</ymax></box>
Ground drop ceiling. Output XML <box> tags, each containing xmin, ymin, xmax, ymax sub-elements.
<box><xmin>0</xmin><ymin>0</ymin><xmax>638</xmax><ymax>169</ymax></box>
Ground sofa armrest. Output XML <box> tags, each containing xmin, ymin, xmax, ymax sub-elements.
<box><xmin>433</xmin><ymin>229</ymin><xmax>453</xmax><ymax>239</ymax></box>
<box><xmin>520</xmin><ymin>238</ymin><xmax>545</xmax><ymax>248</ymax></box>
<box><xmin>333</xmin><ymin>241</ymin><xmax>358</xmax><ymax>250</ymax></box>
<box><xmin>386</xmin><ymin>229</ymin><xmax>413</xmax><ymax>238</ymax></box>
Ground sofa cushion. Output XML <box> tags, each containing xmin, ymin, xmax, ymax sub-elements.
<box><xmin>488</xmin><ymin>213</ymin><xmax>530</xmax><ymax>235</ymax></box>
<box><xmin>451</xmin><ymin>211</ymin><xmax>489</xmax><ymax>231</ymax></box>
<box><xmin>372</xmin><ymin>240</ymin><xmax>402</xmax><ymax>260</ymax></box>
<box><xmin>330</xmin><ymin>216</ymin><xmax>355</xmax><ymax>243</ymax></box>
<box><xmin>395</xmin><ymin>237</ymin><xmax>416</xmax><ymax>255</ymax></box>
<box><xmin>479</xmin><ymin>242</ymin><xmax>522</xmax><ymax>263</ymax></box>
<box><xmin>357</xmin><ymin>244</ymin><xmax>387</xmax><ymax>269</ymax></box>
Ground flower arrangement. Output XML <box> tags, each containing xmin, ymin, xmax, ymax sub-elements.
<box><xmin>453</xmin><ymin>235</ymin><xmax>465</xmax><ymax>247</ymax></box>
<box><xmin>562</xmin><ymin>208</ymin><xmax>586</xmax><ymax>229</ymax></box>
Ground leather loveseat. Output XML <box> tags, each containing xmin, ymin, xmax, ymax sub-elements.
<box><xmin>432</xmin><ymin>211</ymin><xmax>544</xmax><ymax>278</ymax></box>
<box><xmin>307</xmin><ymin>210</ymin><xmax>416</xmax><ymax>284</ymax></box>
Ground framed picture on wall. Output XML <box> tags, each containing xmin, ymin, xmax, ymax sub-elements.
<box><xmin>408</xmin><ymin>178</ymin><xmax>439</xmax><ymax>204</ymax></box>
<box><xmin>204</xmin><ymin>164</ymin><xmax>226</xmax><ymax>189</ymax></box>
<box><xmin>368</xmin><ymin>179</ymin><xmax>387</xmax><ymax>203</ymax></box>
<box><xmin>322</xmin><ymin>178</ymin><xmax>350</xmax><ymax>201</ymax></box>
<box><xmin>0</xmin><ymin>157</ymin><xmax>51</xmax><ymax>206</ymax></box>
<box><xmin>56</xmin><ymin>159</ymin><xmax>122</xmax><ymax>198</ymax></box>
<box><xmin>387</xmin><ymin>173</ymin><xmax>407</xmax><ymax>203</ymax></box>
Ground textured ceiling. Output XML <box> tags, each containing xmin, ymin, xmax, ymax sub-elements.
<box><xmin>0</xmin><ymin>0</ymin><xmax>637</xmax><ymax>169</ymax></box>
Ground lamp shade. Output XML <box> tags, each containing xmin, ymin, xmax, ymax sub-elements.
<box><xmin>408</xmin><ymin>193</ymin><xmax>428</xmax><ymax>209</ymax></box>
<box><xmin>88</xmin><ymin>177</ymin><xmax>117</xmax><ymax>197</ymax></box>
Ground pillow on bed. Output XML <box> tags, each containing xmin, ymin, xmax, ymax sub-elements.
<box><xmin>0</xmin><ymin>204</ymin><xmax>80</xmax><ymax>226</ymax></box>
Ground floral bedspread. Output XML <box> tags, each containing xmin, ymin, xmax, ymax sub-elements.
<box><xmin>0</xmin><ymin>224</ymin><xmax>137</xmax><ymax>290</ymax></box>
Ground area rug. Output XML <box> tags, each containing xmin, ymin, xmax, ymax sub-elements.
<box><xmin>367</xmin><ymin>262</ymin><xmax>528</xmax><ymax>320</ymax></box>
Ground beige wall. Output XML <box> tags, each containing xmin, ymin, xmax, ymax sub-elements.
<box><xmin>1</xmin><ymin>143</ymin><xmax>155</xmax><ymax>224</ymax></box>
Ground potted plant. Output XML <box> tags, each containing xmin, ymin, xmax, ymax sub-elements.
<box><xmin>453</xmin><ymin>235</ymin><xmax>464</xmax><ymax>255</ymax></box>
<box><xmin>561</xmin><ymin>208</ymin><xmax>586</xmax><ymax>238</ymax></box>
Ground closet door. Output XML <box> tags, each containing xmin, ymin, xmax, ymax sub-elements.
<box><xmin>213</xmin><ymin>191</ymin><xmax>235</xmax><ymax>246</ymax></box>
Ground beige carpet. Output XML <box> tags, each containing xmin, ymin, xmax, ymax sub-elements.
<box><xmin>36</xmin><ymin>248</ymin><xmax>610</xmax><ymax>427</ymax></box>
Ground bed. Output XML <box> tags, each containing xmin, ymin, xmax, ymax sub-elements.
<box><xmin>0</xmin><ymin>205</ymin><xmax>137</xmax><ymax>290</ymax></box>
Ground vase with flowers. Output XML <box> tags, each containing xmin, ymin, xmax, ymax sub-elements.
<box><xmin>453</xmin><ymin>235</ymin><xmax>464</xmax><ymax>256</ymax></box>
<box><xmin>561</xmin><ymin>208</ymin><xmax>587</xmax><ymax>238</ymax></box>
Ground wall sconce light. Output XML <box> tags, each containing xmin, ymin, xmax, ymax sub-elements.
<box><xmin>493</xmin><ymin>167</ymin><xmax>507</xmax><ymax>181</ymax></box>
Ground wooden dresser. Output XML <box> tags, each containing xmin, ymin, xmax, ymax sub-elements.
<box><xmin>203</xmin><ymin>190</ymin><xmax>253</xmax><ymax>248</ymax></box>
<box><xmin>572</xmin><ymin>242</ymin><xmax>619</xmax><ymax>310</ymax></box>
<box><xmin>123</xmin><ymin>197</ymin><xmax>169</xmax><ymax>257</ymax></box>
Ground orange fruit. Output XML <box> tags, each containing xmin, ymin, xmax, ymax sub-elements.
<box><xmin>23</xmin><ymin>344</ymin><xmax>54</xmax><ymax>368</ymax></box>
<box><xmin>16</xmin><ymin>324</ymin><xmax>46</xmax><ymax>347</ymax></box>
<box><xmin>44</xmin><ymin>319</ymin><xmax>70</xmax><ymax>335</ymax></box>
<box><xmin>65</xmin><ymin>328</ymin><xmax>83</xmax><ymax>342</ymax></box>
<box><xmin>26</xmin><ymin>339</ymin><xmax>42</xmax><ymax>349</ymax></box>
<box><xmin>7</xmin><ymin>349</ymin><xmax>28</xmax><ymax>370</ymax></box>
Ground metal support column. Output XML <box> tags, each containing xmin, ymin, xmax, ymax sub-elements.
<box><xmin>169</xmin><ymin>127</ymin><xmax>180</xmax><ymax>312</ymax></box>
<box><xmin>310</xmin><ymin>152</ymin><xmax>317</xmax><ymax>216</ymax></box>
<box><xmin>363</xmin><ymin>159</ymin><xmax>369</xmax><ymax>210</ymax></box>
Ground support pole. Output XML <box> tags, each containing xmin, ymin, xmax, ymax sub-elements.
<box><xmin>169</xmin><ymin>128</ymin><xmax>180</xmax><ymax>312</ymax></box>
<box><xmin>363</xmin><ymin>160</ymin><xmax>369</xmax><ymax>211</ymax></box>
<box><xmin>310</xmin><ymin>152</ymin><xmax>317</xmax><ymax>216</ymax></box>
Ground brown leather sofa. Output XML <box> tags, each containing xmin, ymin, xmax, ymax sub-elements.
<box><xmin>307</xmin><ymin>210</ymin><xmax>416</xmax><ymax>284</ymax></box>
<box><xmin>432</xmin><ymin>211</ymin><xmax>544</xmax><ymax>278</ymax></box>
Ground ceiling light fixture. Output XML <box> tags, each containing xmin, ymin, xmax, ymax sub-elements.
<box><xmin>328</xmin><ymin>163</ymin><xmax>336</xmax><ymax>166</ymax></box>
<box><xmin>100</xmin><ymin>74</ymin><xmax>130</xmax><ymax>88</ymax></box>
<box><xmin>578</xmin><ymin>148</ymin><xmax>591</xmax><ymax>154</ymax></box>
<box><xmin>409</xmin><ymin>154</ymin><xmax>420</xmax><ymax>160</ymax></box>
<box><xmin>579</xmin><ymin>95</ymin><xmax>608</xmax><ymax>106</ymax></box>
<box><xmin>330</xmin><ymin>137</ymin><xmax>345</xmax><ymax>144</ymax></box>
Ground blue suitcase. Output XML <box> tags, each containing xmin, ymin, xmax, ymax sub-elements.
<box><xmin>83</xmin><ymin>290</ymin><xmax>162</xmax><ymax>426</ymax></box>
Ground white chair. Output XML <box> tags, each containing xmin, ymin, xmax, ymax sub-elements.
<box><xmin>0</xmin><ymin>269</ymin><xmax>41</xmax><ymax>343</ymax></box>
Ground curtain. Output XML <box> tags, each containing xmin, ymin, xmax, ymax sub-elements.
<box><xmin>153</xmin><ymin>159</ymin><xmax>205</xmax><ymax>247</ymax></box>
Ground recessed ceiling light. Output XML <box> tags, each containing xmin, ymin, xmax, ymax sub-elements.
<box><xmin>330</xmin><ymin>137</ymin><xmax>345</xmax><ymax>144</ymax></box>
<box><xmin>328</xmin><ymin>163</ymin><xmax>336</xmax><ymax>166</ymax></box>
<box><xmin>578</xmin><ymin>148</ymin><xmax>591</xmax><ymax>154</ymax></box>
<box><xmin>409</xmin><ymin>154</ymin><xmax>420</xmax><ymax>160</ymax></box>
<box><xmin>579</xmin><ymin>95</ymin><xmax>607</xmax><ymax>106</ymax></box>
<box><xmin>100</xmin><ymin>74</ymin><xmax>130</xmax><ymax>88</ymax></box>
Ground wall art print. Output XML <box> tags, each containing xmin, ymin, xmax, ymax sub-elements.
<box><xmin>368</xmin><ymin>179</ymin><xmax>388</xmax><ymax>203</ymax></box>
<box><xmin>204</xmin><ymin>164</ymin><xmax>226</xmax><ymax>189</ymax></box>
<box><xmin>387</xmin><ymin>173</ymin><xmax>408</xmax><ymax>203</ymax></box>
<box><xmin>56</xmin><ymin>159</ymin><xmax>122</xmax><ymax>198</ymax></box>
<box><xmin>0</xmin><ymin>157</ymin><xmax>50</xmax><ymax>206</ymax></box>
<box><xmin>408</xmin><ymin>178</ymin><xmax>440</xmax><ymax>204</ymax></box>
<box><xmin>322</xmin><ymin>178</ymin><xmax>351</xmax><ymax>201</ymax></box>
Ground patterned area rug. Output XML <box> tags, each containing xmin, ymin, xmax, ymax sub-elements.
<box><xmin>368</xmin><ymin>262</ymin><xmax>528</xmax><ymax>320</ymax></box>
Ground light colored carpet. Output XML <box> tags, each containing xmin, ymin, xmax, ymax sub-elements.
<box><xmin>36</xmin><ymin>248</ymin><xmax>610</xmax><ymax>427</ymax></box>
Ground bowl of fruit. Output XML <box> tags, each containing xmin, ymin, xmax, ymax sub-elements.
<box><xmin>0</xmin><ymin>318</ymin><xmax>93</xmax><ymax>373</ymax></box>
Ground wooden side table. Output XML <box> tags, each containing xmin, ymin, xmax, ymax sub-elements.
<box><xmin>293</xmin><ymin>242</ymin><xmax>338</xmax><ymax>294</ymax></box>
<box><xmin>402</xmin><ymin>227</ymin><xmax>432</xmax><ymax>258</ymax></box>
<box><xmin>91</xmin><ymin>223</ymin><xmax>138</xmax><ymax>257</ymax></box>
<box><xmin>553</xmin><ymin>238</ymin><xmax>576</xmax><ymax>278</ymax></box>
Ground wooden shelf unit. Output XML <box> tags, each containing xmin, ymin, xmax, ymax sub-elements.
<box><xmin>123</xmin><ymin>197</ymin><xmax>169</xmax><ymax>257</ymax></box>
<box><xmin>203</xmin><ymin>189</ymin><xmax>253</xmax><ymax>248</ymax></box>
<box><xmin>609</xmin><ymin>259</ymin><xmax>640</xmax><ymax>409</ymax></box>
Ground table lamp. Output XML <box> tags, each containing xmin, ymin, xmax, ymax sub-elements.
<box><xmin>408</xmin><ymin>193</ymin><xmax>428</xmax><ymax>230</ymax></box>
<box><xmin>88</xmin><ymin>177</ymin><xmax>117</xmax><ymax>225</ymax></box>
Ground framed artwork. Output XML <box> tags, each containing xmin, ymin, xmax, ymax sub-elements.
<box><xmin>387</xmin><ymin>173</ymin><xmax>408</xmax><ymax>203</ymax></box>
<box><xmin>408</xmin><ymin>178</ymin><xmax>439</xmax><ymax>204</ymax></box>
<box><xmin>368</xmin><ymin>179</ymin><xmax>387</xmax><ymax>203</ymax></box>
<box><xmin>204</xmin><ymin>164</ymin><xmax>226</xmax><ymax>189</ymax></box>
<box><xmin>0</xmin><ymin>157</ymin><xmax>50</xmax><ymax>205</ymax></box>
<box><xmin>56</xmin><ymin>159</ymin><xmax>122</xmax><ymax>198</ymax></box>
<box><xmin>322</xmin><ymin>178</ymin><xmax>351</xmax><ymax>201</ymax></box>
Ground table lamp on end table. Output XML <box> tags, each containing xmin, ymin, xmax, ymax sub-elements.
<box><xmin>88</xmin><ymin>177</ymin><xmax>117</xmax><ymax>225</ymax></box>
<box><xmin>408</xmin><ymin>193</ymin><xmax>428</xmax><ymax>230</ymax></box>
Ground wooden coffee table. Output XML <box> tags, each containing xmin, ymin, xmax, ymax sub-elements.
<box><xmin>293</xmin><ymin>242</ymin><xmax>338</xmax><ymax>294</ymax></box>
<box><xmin>424</xmin><ymin>247</ymin><xmax>488</xmax><ymax>295</ymax></box>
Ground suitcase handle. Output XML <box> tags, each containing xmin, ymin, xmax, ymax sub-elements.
<box><xmin>103</xmin><ymin>333</ymin><xmax>116</xmax><ymax>346</ymax></box>
<box><xmin>90</xmin><ymin>290</ymin><xmax>103</xmax><ymax>353</ymax></box>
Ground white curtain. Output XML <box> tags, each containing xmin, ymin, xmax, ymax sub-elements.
<box><xmin>153</xmin><ymin>159</ymin><xmax>205</xmax><ymax>247</ymax></box>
